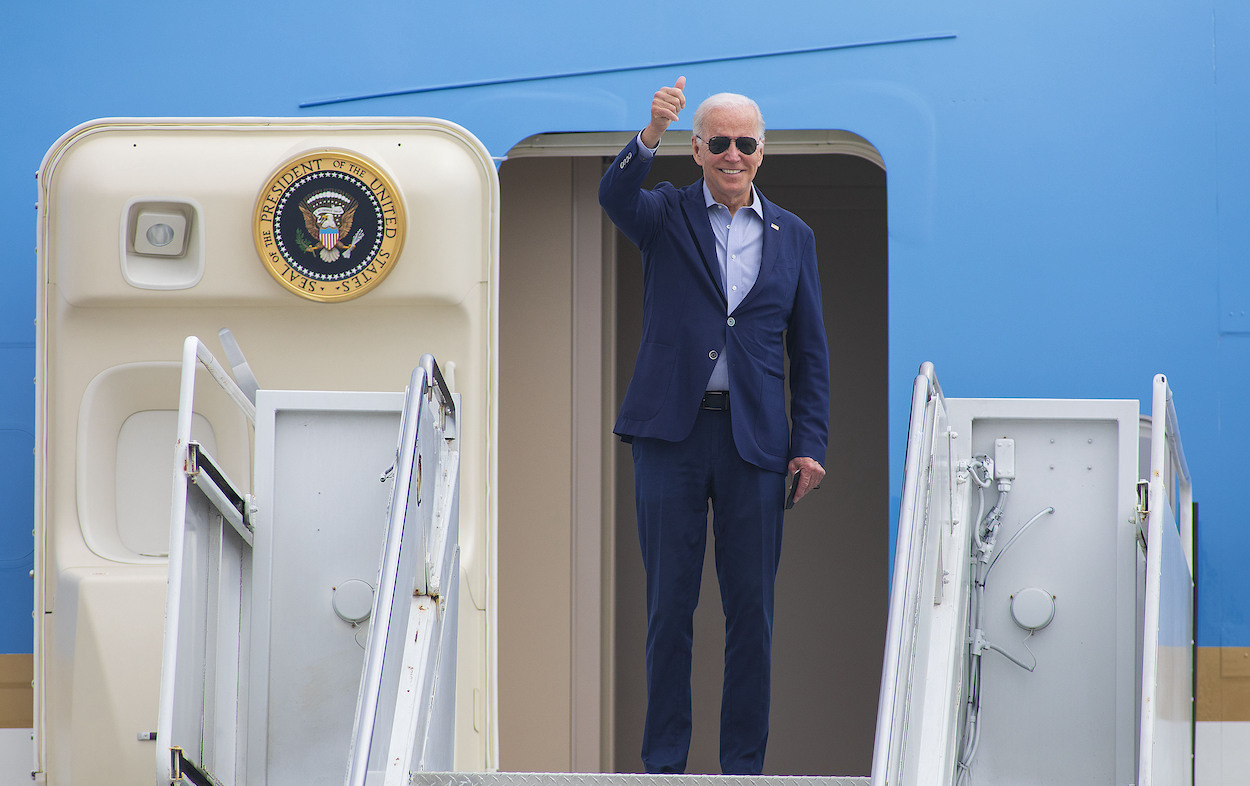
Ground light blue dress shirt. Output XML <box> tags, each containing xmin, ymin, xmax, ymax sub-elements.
<box><xmin>635</xmin><ymin>134</ymin><xmax>765</xmax><ymax>391</ymax></box>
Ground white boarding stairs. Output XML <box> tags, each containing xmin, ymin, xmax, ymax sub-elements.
<box><xmin>157</xmin><ymin>336</ymin><xmax>868</xmax><ymax>786</ymax></box>
<box><xmin>872</xmin><ymin>363</ymin><xmax>1195</xmax><ymax>786</ymax></box>
<box><xmin>157</xmin><ymin>354</ymin><xmax>1194</xmax><ymax>786</ymax></box>
<box><xmin>158</xmin><ymin>334</ymin><xmax>462</xmax><ymax>786</ymax></box>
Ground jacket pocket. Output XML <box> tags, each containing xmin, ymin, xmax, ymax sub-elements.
<box><xmin>755</xmin><ymin>371</ymin><xmax>789</xmax><ymax>457</ymax></box>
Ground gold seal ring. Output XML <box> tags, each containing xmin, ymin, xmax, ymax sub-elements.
<box><xmin>253</xmin><ymin>150</ymin><xmax>405</xmax><ymax>302</ymax></box>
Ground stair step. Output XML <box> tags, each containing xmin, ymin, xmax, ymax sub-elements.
<box><xmin>411</xmin><ymin>773</ymin><xmax>870</xmax><ymax>786</ymax></box>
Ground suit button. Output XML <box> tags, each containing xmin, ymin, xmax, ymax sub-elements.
<box><xmin>708</xmin><ymin>350</ymin><xmax>719</xmax><ymax>360</ymax></box>
<box><xmin>727</xmin><ymin>317</ymin><xmax>736</xmax><ymax>326</ymax></box>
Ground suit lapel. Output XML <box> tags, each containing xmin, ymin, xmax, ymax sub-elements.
<box><xmin>738</xmin><ymin>190</ymin><xmax>782</xmax><ymax>310</ymax></box>
<box><xmin>681</xmin><ymin>180</ymin><xmax>727</xmax><ymax>303</ymax></box>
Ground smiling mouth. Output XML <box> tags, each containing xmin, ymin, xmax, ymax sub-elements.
<box><xmin>720</xmin><ymin>169</ymin><xmax>744</xmax><ymax>174</ymax></box>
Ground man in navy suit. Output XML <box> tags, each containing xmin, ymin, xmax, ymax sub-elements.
<box><xmin>600</xmin><ymin>77</ymin><xmax>831</xmax><ymax>775</ymax></box>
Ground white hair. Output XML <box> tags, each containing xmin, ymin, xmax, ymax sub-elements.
<box><xmin>692</xmin><ymin>93</ymin><xmax>765</xmax><ymax>140</ymax></box>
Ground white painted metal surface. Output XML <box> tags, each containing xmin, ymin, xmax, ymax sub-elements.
<box><xmin>945</xmin><ymin>398</ymin><xmax>1141</xmax><ymax>784</ymax></box>
<box><xmin>1196</xmin><ymin>721</ymin><xmax>1250</xmax><ymax>786</ymax></box>
<box><xmin>874</xmin><ymin>364</ymin><xmax>1192</xmax><ymax>785</ymax></box>
<box><xmin>348</xmin><ymin>359</ymin><xmax>462</xmax><ymax>785</ymax></box>
<box><xmin>156</xmin><ymin>344</ymin><xmax>465</xmax><ymax>786</ymax></box>
<box><xmin>871</xmin><ymin>363</ymin><xmax>962</xmax><ymax>786</ymax></box>
<box><xmin>247</xmin><ymin>389</ymin><xmax>404</xmax><ymax>785</ymax></box>
<box><xmin>1138</xmin><ymin>374</ymin><xmax>1195</xmax><ymax>785</ymax></box>
<box><xmin>156</xmin><ymin>337</ymin><xmax>258</xmax><ymax>785</ymax></box>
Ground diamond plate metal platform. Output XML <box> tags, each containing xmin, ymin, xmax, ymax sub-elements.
<box><xmin>411</xmin><ymin>773</ymin><xmax>870</xmax><ymax>786</ymax></box>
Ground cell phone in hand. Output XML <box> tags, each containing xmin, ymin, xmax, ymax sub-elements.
<box><xmin>784</xmin><ymin>469</ymin><xmax>801</xmax><ymax>510</ymax></box>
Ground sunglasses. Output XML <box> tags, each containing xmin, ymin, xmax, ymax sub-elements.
<box><xmin>697</xmin><ymin>135</ymin><xmax>760</xmax><ymax>155</ymax></box>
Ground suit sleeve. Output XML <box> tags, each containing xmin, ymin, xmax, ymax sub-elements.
<box><xmin>785</xmin><ymin>227</ymin><xmax>831</xmax><ymax>465</ymax></box>
<box><xmin>599</xmin><ymin>136</ymin><xmax>670</xmax><ymax>250</ymax></box>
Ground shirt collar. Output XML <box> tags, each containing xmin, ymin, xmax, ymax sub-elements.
<box><xmin>702</xmin><ymin>181</ymin><xmax>764</xmax><ymax>220</ymax></box>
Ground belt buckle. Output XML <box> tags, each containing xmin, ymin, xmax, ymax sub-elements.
<box><xmin>702</xmin><ymin>391</ymin><xmax>729</xmax><ymax>411</ymax></box>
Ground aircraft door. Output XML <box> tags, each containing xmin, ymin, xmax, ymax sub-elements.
<box><xmin>35</xmin><ymin>118</ymin><xmax>498</xmax><ymax>785</ymax></box>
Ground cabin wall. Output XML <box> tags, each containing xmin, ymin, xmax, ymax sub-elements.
<box><xmin>497</xmin><ymin>156</ymin><xmax>579</xmax><ymax>771</ymax></box>
<box><xmin>498</xmin><ymin>155</ymin><xmax>622</xmax><ymax>772</ymax></box>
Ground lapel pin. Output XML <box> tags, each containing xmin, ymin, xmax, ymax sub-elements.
<box><xmin>770</xmin><ymin>223</ymin><xmax>780</xmax><ymax>231</ymax></box>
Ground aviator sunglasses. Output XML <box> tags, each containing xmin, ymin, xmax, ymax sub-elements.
<box><xmin>697</xmin><ymin>135</ymin><xmax>760</xmax><ymax>155</ymax></box>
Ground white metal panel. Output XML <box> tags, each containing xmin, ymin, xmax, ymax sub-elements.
<box><xmin>874</xmin><ymin>364</ymin><xmax>1145</xmax><ymax>786</ymax></box>
<box><xmin>156</xmin><ymin>337</ymin><xmax>257</xmax><ymax>786</ymax></box>
<box><xmin>248</xmin><ymin>389</ymin><xmax>404</xmax><ymax>786</ymax></box>
<box><xmin>160</xmin><ymin>464</ymin><xmax>252</xmax><ymax>785</ymax></box>
<box><xmin>160</xmin><ymin>349</ymin><xmax>467</xmax><ymax>786</ymax></box>
<box><xmin>1141</xmin><ymin>496</ymin><xmax>1195</xmax><ymax>785</ymax></box>
<box><xmin>1139</xmin><ymin>374</ymin><xmax>1195</xmax><ymax>786</ymax></box>
<box><xmin>385</xmin><ymin>394</ymin><xmax>461</xmax><ymax>778</ymax></box>
<box><xmin>347</xmin><ymin>363</ymin><xmax>462</xmax><ymax>785</ymax></box>
<box><xmin>1196</xmin><ymin>721</ymin><xmax>1250</xmax><ymax>786</ymax></box>
<box><xmin>872</xmin><ymin>363</ymin><xmax>963</xmax><ymax>786</ymax></box>
<box><xmin>946</xmin><ymin>402</ymin><xmax>1140</xmax><ymax>785</ymax></box>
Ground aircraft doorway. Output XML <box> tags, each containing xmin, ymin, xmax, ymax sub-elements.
<box><xmin>497</xmin><ymin>136</ymin><xmax>888</xmax><ymax>777</ymax></box>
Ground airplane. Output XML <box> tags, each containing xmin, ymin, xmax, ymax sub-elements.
<box><xmin>0</xmin><ymin>1</ymin><xmax>1242</xmax><ymax>783</ymax></box>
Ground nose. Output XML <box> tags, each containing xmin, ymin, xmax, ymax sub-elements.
<box><xmin>723</xmin><ymin>142</ymin><xmax>742</xmax><ymax>162</ymax></box>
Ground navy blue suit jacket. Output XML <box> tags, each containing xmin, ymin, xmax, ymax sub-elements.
<box><xmin>600</xmin><ymin>136</ymin><xmax>830</xmax><ymax>474</ymax></box>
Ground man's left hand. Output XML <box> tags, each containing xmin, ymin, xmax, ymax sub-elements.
<box><xmin>787</xmin><ymin>456</ymin><xmax>826</xmax><ymax>505</ymax></box>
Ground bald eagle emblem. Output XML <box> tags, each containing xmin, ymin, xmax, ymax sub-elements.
<box><xmin>299</xmin><ymin>191</ymin><xmax>365</xmax><ymax>263</ymax></box>
<box><xmin>254</xmin><ymin>149</ymin><xmax>405</xmax><ymax>302</ymax></box>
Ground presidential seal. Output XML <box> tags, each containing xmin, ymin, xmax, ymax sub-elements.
<box><xmin>254</xmin><ymin>150</ymin><xmax>405</xmax><ymax>302</ymax></box>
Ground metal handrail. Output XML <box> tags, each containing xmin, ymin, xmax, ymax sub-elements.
<box><xmin>157</xmin><ymin>336</ymin><xmax>259</xmax><ymax>782</ymax></box>
<box><xmin>347</xmin><ymin>355</ymin><xmax>454</xmax><ymax>786</ymax></box>
<box><xmin>347</xmin><ymin>365</ymin><xmax>427</xmax><ymax>786</ymax></box>
<box><xmin>871</xmin><ymin>361</ymin><xmax>943</xmax><ymax>785</ymax></box>
<box><xmin>1149</xmin><ymin>374</ymin><xmax>1194</xmax><ymax>573</ymax></box>
<box><xmin>919</xmin><ymin>359</ymin><xmax>943</xmax><ymax>404</ymax></box>
<box><xmin>187</xmin><ymin>337</ymin><xmax>257</xmax><ymax>426</ymax></box>
<box><xmin>1137</xmin><ymin>373</ymin><xmax>1195</xmax><ymax>786</ymax></box>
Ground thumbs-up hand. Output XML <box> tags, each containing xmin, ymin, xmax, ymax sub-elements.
<box><xmin>642</xmin><ymin>76</ymin><xmax>686</xmax><ymax>149</ymax></box>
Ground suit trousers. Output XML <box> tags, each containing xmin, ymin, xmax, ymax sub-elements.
<box><xmin>631</xmin><ymin>408</ymin><xmax>785</xmax><ymax>775</ymax></box>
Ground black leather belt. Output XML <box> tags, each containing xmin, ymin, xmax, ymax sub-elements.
<box><xmin>700</xmin><ymin>391</ymin><xmax>730</xmax><ymax>411</ymax></box>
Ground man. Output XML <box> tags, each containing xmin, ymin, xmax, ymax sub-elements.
<box><xmin>599</xmin><ymin>76</ymin><xmax>831</xmax><ymax>775</ymax></box>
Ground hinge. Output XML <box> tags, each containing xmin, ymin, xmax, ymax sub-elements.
<box><xmin>185</xmin><ymin>441</ymin><xmax>201</xmax><ymax>476</ymax></box>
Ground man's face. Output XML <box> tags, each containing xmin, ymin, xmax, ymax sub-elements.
<box><xmin>692</xmin><ymin>104</ymin><xmax>764</xmax><ymax>211</ymax></box>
